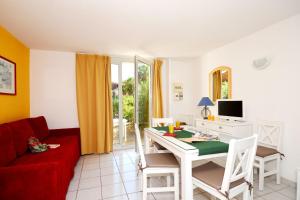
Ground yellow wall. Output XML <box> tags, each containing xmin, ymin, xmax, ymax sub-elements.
<box><xmin>0</xmin><ymin>26</ymin><xmax>30</xmax><ymax>123</ymax></box>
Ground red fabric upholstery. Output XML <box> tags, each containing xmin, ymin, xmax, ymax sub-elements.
<box><xmin>0</xmin><ymin>125</ymin><xmax>16</xmax><ymax>166</ymax></box>
<box><xmin>0</xmin><ymin>117</ymin><xmax>81</xmax><ymax>200</ymax></box>
<box><xmin>7</xmin><ymin>119</ymin><xmax>35</xmax><ymax>156</ymax></box>
<box><xmin>28</xmin><ymin>116</ymin><xmax>49</xmax><ymax>140</ymax></box>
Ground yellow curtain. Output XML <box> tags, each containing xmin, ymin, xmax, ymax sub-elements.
<box><xmin>76</xmin><ymin>54</ymin><xmax>113</xmax><ymax>154</ymax></box>
<box><xmin>213</xmin><ymin>70</ymin><xmax>221</xmax><ymax>101</ymax></box>
<box><xmin>152</xmin><ymin>59</ymin><xmax>164</xmax><ymax>118</ymax></box>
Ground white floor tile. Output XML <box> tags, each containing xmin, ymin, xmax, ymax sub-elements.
<box><xmin>84</xmin><ymin>159</ymin><xmax>100</xmax><ymax>165</ymax></box>
<box><xmin>83</xmin><ymin>163</ymin><xmax>100</xmax><ymax>170</ymax></box>
<box><xmin>100</xmin><ymin>160</ymin><xmax>117</xmax><ymax>168</ymax></box>
<box><xmin>278</xmin><ymin>187</ymin><xmax>297</xmax><ymax>199</ymax></box>
<box><xmin>103</xmin><ymin>194</ymin><xmax>128</xmax><ymax>200</ymax></box>
<box><xmin>74</xmin><ymin>151</ymin><xmax>297</xmax><ymax>200</ymax></box>
<box><xmin>253</xmin><ymin>184</ymin><xmax>273</xmax><ymax>197</ymax></box>
<box><xmin>115</xmin><ymin>158</ymin><xmax>133</xmax><ymax>166</ymax></box>
<box><xmin>81</xmin><ymin>169</ymin><xmax>101</xmax><ymax>179</ymax></box>
<box><xmin>79</xmin><ymin>177</ymin><xmax>101</xmax><ymax>190</ymax></box>
<box><xmin>123</xmin><ymin>180</ymin><xmax>142</xmax><ymax>194</ymax></box>
<box><xmin>66</xmin><ymin>191</ymin><xmax>77</xmax><ymax>200</ymax></box>
<box><xmin>100</xmin><ymin>156</ymin><xmax>115</xmax><ymax>163</ymax></box>
<box><xmin>72</xmin><ymin>172</ymin><xmax>81</xmax><ymax>181</ymax></box>
<box><xmin>68</xmin><ymin>179</ymin><xmax>79</xmax><ymax>191</ymax></box>
<box><xmin>118</xmin><ymin>163</ymin><xmax>138</xmax><ymax>173</ymax></box>
<box><xmin>121</xmin><ymin>171</ymin><xmax>141</xmax><ymax>182</ymax></box>
<box><xmin>193</xmin><ymin>192</ymin><xmax>211</xmax><ymax>200</ymax></box>
<box><xmin>262</xmin><ymin>192</ymin><xmax>291</xmax><ymax>200</ymax></box>
<box><xmin>101</xmin><ymin>174</ymin><xmax>123</xmax><ymax>185</ymax></box>
<box><xmin>265</xmin><ymin>181</ymin><xmax>289</xmax><ymax>191</ymax></box>
<box><xmin>128</xmin><ymin>192</ymin><xmax>155</xmax><ymax>200</ymax></box>
<box><xmin>100</xmin><ymin>166</ymin><xmax>119</xmax><ymax>176</ymax></box>
<box><xmin>101</xmin><ymin>183</ymin><xmax>126</xmax><ymax>199</ymax></box>
<box><xmin>76</xmin><ymin>187</ymin><xmax>102</xmax><ymax>200</ymax></box>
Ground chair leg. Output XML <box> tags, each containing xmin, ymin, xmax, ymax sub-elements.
<box><xmin>143</xmin><ymin>173</ymin><xmax>148</xmax><ymax>200</ymax></box>
<box><xmin>259</xmin><ymin>160</ymin><xmax>265</xmax><ymax>191</ymax></box>
<box><xmin>243</xmin><ymin>189</ymin><xmax>250</xmax><ymax>200</ymax></box>
<box><xmin>276</xmin><ymin>156</ymin><xmax>281</xmax><ymax>184</ymax></box>
<box><xmin>174</xmin><ymin>171</ymin><xmax>179</xmax><ymax>200</ymax></box>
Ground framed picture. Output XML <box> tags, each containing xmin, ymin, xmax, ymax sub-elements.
<box><xmin>173</xmin><ymin>82</ymin><xmax>183</xmax><ymax>101</ymax></box>
<box><xmin>0</xmin><ymin>56</ymin><xmax>16</xmax><ymax>95</ymax></box>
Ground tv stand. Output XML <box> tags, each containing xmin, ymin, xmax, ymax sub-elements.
<box><xmin>195</xmin><ymin>118</ymin><xmax>253</xmax><ymax>142</ymax></box>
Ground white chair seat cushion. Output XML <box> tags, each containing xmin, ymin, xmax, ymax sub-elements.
<box><xmin>256</xmin><ymin>145</ymin><xmax>279</xmax><ymax>157</ymax></box>
<box><xmin>145</xmin><ymin>153</ymin><xmax>179</xmax><ymax>168</ymax></box>
<box><xmin>192</xmin><ymin>161</ymin><xmax>244</xmax><ymax>190</ymax></box>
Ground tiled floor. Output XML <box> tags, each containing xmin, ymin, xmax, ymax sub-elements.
<box><xmin>66</xmin><ymin>149</ymin><xmax>297</xmax><ymax>200</ymax></box>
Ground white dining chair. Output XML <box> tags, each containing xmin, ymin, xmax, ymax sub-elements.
<box><xmin>192</xmin><ymin>135</ymin><xmax>258</xmax><ymax>200</ymax></box>
<box><xmin>134</xmin><ymin>124</ymin><xmax>179</xmax><ymax>200</ymax></box>
<box><xmin>151</xmin><ymin>118</ymin><xmax>174</xmax><ymax>153</ymax></box>
<box><xmin>254</xmin><ymin>120</ymin><xmax>283</xmax><ymax>191</ymax></box>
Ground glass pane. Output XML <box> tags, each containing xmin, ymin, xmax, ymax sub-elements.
<box><xmin>137</xmin><ymin>62</ymin><xmax>151</xmax><ymax>138</ymax></box>
<box><xmin>121</xmin><ymin>62</ymin><xmax>135</xmax><ymax>146</ymax></box>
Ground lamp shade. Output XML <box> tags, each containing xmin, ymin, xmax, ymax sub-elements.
<box><xmin>197</xmin><ymin>97</ymin><xmax>214</xmax><ymax>106</ymax></box>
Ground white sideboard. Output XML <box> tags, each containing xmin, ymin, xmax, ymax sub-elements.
<box><xmin>195</xmin><ymin>118</ymin><xmax>253</xmax><ymax>142</ymax></box>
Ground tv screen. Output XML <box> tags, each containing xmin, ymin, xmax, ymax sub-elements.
<box><xmin>218</xmin><ymin>100</ymin><xmax>243</xmax><ymax>118</ymax></box>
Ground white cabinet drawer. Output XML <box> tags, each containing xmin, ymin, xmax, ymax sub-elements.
<box><xmin>194</xmin><ymin>118</ymin><xmax>252</xmax><ymax>140</ymax></box>
<box><xmin>208</xmin><ymin>124</ymin><xmax>234</xmax><ymax>134</ymax></box>
<box><xmin>195</xmin><ymin>120</ymin><xmax>207</xmax><ymax>129</ymax></box>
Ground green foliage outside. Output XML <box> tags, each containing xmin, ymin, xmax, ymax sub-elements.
<box><xmin>221</xmin><ymin>81</ymin><xmax>228</xmax><ymax>99</ymax></box>
<box><xmin>112</xmin><ymin>64</ymin><xmax>150</xmax><ymax>132</ymax></box>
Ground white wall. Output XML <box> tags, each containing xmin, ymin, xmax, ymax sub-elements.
<box><xmin>166</xmin><ymin>58</ymin><xmax>201</xmax><ymax>119</ymax></box>
<box><xmin>198</xmin><ymin>14</ymin><xmax>300</xmax><ymax>182</ymax></box>
<box><xmin>30</xmin><ymin>50</ymin><xmax>79</xmax><ymax>129</ymax></box>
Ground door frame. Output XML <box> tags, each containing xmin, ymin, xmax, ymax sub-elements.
<box><xmin>111</xmin><ymin>56</ymin><xmax>134</xmax><ymax>147</ymax></box>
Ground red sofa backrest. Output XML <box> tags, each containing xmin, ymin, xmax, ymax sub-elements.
<box><xmin>0</xmin><ymin>116</ymin><xmax>49</xmax><ymax>160</ymax></box>
<box><xmin>6</xmin><ymin>119</ymin><xmax>35</xmax><ymax>156</ymax></box>
<box><xmin>0</xmin><ymin>125</ymin><xmax>16</xmax><ymax>166</ymax></box>
<box><xmin>28</xmin><ymin>116</ymin><xmax>49</xmax><ymax>140</ymax></box>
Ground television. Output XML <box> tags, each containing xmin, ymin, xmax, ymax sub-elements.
<box><xmin>217</xmin><ymin>99</ymin><xmax>244</xmax><ymax>120</ymax></box>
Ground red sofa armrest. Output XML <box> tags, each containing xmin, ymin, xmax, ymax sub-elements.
<box><xmin>49</xmin><ymin>128</ymin><xmax>80</xmax><ymax>137</ymax></box>
<box><xmin>0</xmin><ymin>163</ymin><xmax>62</xmax><ymax>200</ymax></box>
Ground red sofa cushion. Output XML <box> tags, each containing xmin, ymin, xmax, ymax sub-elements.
<box><xmin>29</xmin><ymin>116</ymin><xmax>49</xmax><ymax>140</ymax></box>
<box><xmin>7</xmin><ymin>119</ymin><xmax>35</xmax><ymax>156</ymax></box>
<box><xmin>0</xmin><ymin>125</ymin><xmax>16</xmax><ymax>166</ymax></box>
<box><xmin>9</xmin><ymin>133</ymin><xmax>80</xmax><ymax>200</ymax></box>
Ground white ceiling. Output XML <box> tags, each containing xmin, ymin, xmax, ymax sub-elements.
<box><xmin>1</xmin><ymin>0</ymin><xmax>300</xmax><ymax>58</ymax></box>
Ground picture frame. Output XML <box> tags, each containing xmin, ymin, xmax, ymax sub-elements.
<box><xmin>0</xmin><ymin>56</ymin><xmax>16</xmax><ymax>95</ymax></box>
<box><xmin>173</xmin><ymin>82</ymin><xmax>183</xmax><ymax>101</ymax></box>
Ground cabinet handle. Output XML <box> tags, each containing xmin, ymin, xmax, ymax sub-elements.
<box><xmin>201</xmin><ymin>123</ymin><xmax>204</xmax><ymax>126</ymax></box>
<box><xmin>219</xmin><ymin>126</ymin><xmax>223</xmax><ymax>129</ymax></box>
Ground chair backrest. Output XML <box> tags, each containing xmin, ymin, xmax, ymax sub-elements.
<box><xmin>134</xmin><ymin>124</ymin><xmax>146</xmax><ymax>168</ymax></box>
<box><xmin>152</xmin><ymin>118</ymin><xmax>174</xmax><ymax>127</ymax></box>
<box><xmin>256</xmin><ymin>120</ymin><xmax>283</xmax><ymax>150</ymax></box>
<box><xmin>221</xmin><ymin>135</ymin><xmax>258</xmax><ymax>193</ymax></box>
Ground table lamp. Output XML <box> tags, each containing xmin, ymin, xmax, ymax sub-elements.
<box><xmin>197</xmin><ymin>97</ymin><xmax>214</xmax><ymax>119</ymax></box>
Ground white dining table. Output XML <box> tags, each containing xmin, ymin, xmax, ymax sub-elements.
<box><xmin>144</xmin><ymin>127</ymin><xmax>228</xmax><ymax>200</ymax></box>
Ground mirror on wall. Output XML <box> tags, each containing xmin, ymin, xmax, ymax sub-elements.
<box><xmin>209</xmin><ymin>66</ymin><xmax>232</xmax><ymax>102</ymax></box>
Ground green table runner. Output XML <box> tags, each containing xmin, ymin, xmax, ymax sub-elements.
<box><xmin>153</xmin><ymin>126</ymin><xmax>228</xmax><ymax>156</ymax></box>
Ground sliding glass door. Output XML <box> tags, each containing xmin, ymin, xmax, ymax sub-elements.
<box><xmin>135</xmin><ymin>57</ymin><xmax>152</xmax><ymax>140</ymax></box>
<box><xmin>111</xmin><ymin>56</ymin><xmax>152</xmax><ymax>150</ymax></box>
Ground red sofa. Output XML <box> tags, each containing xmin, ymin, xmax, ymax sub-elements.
<box><xmin>0</xmin><ymin>116</ymin><xmax>81</xmax><ymax>200</ymax></box>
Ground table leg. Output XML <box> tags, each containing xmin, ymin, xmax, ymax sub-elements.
<box><xmin>144</xmin><ymin>132</ymin><xmax>150</xmax><ymax>154</ymax></box>
<box><xmin>181</xmin><ymin>155</ymin><xmax>193</xmax><ymax>200</ymax></box>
